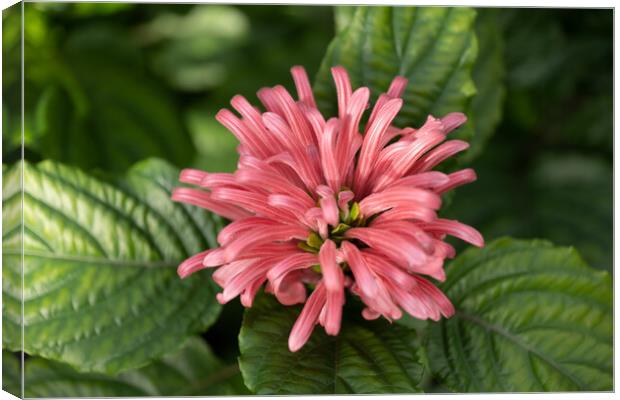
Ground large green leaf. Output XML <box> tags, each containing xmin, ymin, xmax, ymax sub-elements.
<box><xmin>238</xmin><ymin>293</ymin><xmax>424</xmax><ymax>394</ymax></box>
<box><xmin>2</xmin><ymin>159</ymin><xmax>223</xmax><ymax>374</ymax></box>
<box><xmin>334</xmin><ymin>6</ymin><xmax>356</xmax><ymax>33</ymax></box>
<box><xmin>463</xmin><ymin>9</ymin><xmax>505</xmax><ymax>162</ymax></box>
<box><xmin>314</xmin><ymin>7</ymin><xmax>478</xmax><ymax>145</ymax></box>
<box><xmin>19</xmin><ymin>337</ymin><xmax>247</xmax><ymax>397</ymax></box>
<box><xmin>426</xmin><ymin>238</ymin><xmax>612</xmax><ymax>392</ymax></box>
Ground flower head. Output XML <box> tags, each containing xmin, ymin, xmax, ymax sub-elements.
<box><xmin>172</xmin><ymin>66</ymin><xmax>484</xmax><ymax>352</ymax></box>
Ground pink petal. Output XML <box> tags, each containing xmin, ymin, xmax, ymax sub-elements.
<box><xmin>336</xmin><ymin>88</ymin><xmax>369</xmax><ymax>186</ymax></box>
<box><xmin>345</xmin><ymin>227</ymin><xmax>427</xmax><ymax>270</ymax></box>
<box><xmin>419</xmin><ymin>219</ymin><xmax>485</xmax><ymax>248</ymax></box>
<box><xmin>369</xmin><ymin>205</ymin><xmax>437</xmax><ymax>225</ymax></box>
<box><xmin>262</xmin><ymin>112</ymin><xmax>321</xmax><ymax>191</ymax></box>
<box><xmin>340</xmin><ymin>241</ymin><xmax>379</xmax><ymax>298</ymax></box>
<box><xmin>270</xmin><ymin>85</ymin><xmax>316</xmax><ymax>147</ymax></box>
<box><xmin>201</xmin><ymin>173</ymin><xmax>241</xmax><ymax>189</ymax></box>
<box><xmin>362</xmin><ymin>308</ymin><xmax>381</xmax><ymax>320</ymax></box>
<box><xmin>324</xmin><ymin>289</ymin><xmax>344</xmax><ymax>335</ymax></box>
<box><xmin>363</xmin><ymin>250</ymin><xmax>416</xmax><ymax>290</ymax></box>
<box><xmin>177</xmin><ymin>250</ymin><xmax>212</xmax><ymax>278</ymax></box>
<box><xmin>234</xmin><ymin>242</ymin><xmax>299</xmax><ymax>261</ymax></box>
<box><xmin>229</xmin><ymin>95</ymin><xmax>280</xmax><ymax>159</ymax></box>
<box><xmin>369</xmin><ymin>219</ymin><xmax>435</xmax><ymax>253</ymax></box>
<box><xmin>203</xmin><ymin>248</ymin><xmax>227</xmax><ymax>267</ymax></box>
<box><xmin>179</xmin><ymin>169</ymin><xmax>208</xmax><ymax>185</ymax></box>
<box><xmin>337</xmin><ymin>190</ymin><xmax>355</xmax><ymax>220</ymax></box>
<box><xmin>236</xmin><ymin>157</ymin><xmax>314</xmax><ymax>206</ymax></box>
<box><xmin>212</xmin><ymin>259</ymin><xmax>255</xmax><ymax>288</ymax></box>
<box><xmin>171</xmin><ymin>188</ymin><xmax>250</xmax><ymax>221</ymax></box>
<box><xmin>359</xmin><ymin>186</ymin><xmax>442</xmax><ymax>216</ymax></box>
<box><xmin>216</xmin><ymin>108</ymin><xmax>269</xmax><ymax>159</ymax></box>
<box><xmin>211</xmin><ymin>187</ymin><xmax>298</xmax><ymax>223</ymax></box>
<box><xmin>365</xmin><ymin>75</ymin><xmax>407</xmax><ymax>130</ymax></box>
<box><xmin>316</xmin><ymin>185</ymin><xmax>339</xmax><ymax>226</ymax></box>
<box><xmin>318</xmin><ymin>240</ymin><xmax>344</xmax><ymax>292</ymax></box>
<box><xmin>386</xmin><ymin>279</ymin><xmax>441</xmax><ymax>321</ymax></box>
<box><xmin>221</xmin><ymin>258</ymin><xmax>273</xmax><ymax>303</ymax></box>
<box><xmin>319</xmin><ymin>118</ymin><xmax>342</xmax><ymax>192</ymax></box>
<box><xmin>410</xmin><ymin>140</ymin><xmax>470</xmax><ymax>173</ymax></box>
<box><xmin>387</xmin><ymin>76</ymin><xmax>408</xmax><ymax>98</ymax></box>
<box><xmin>266</xmin><ymin>252</ymin><xmax>318</xmax><ymax>286</ymax></box>
<box><xmin>385</xmin><ymin>171</ymin><xmax>450</xmax><ymax>190</ymax></box>
<box><xmin>289</xmin><ymin>282</ymin><xmax>327</xmax><ymax>352</ymax></box>
<box><xmin>291</xmin><ymin>65</ymin><xmax>317</xmax><ymax>108</ymax></box>
<box><xmin>331</xmin><ymin>66</ymin><xmax>353</xmax><ymax>119</ymax></box>
<box><xmin>415</xmin><ymin>276</ymin><xmax>455</xmax><ymax>318</ymax></box>
<box><xmin>223</xmin><ymin>224</ymin><xmax>309</xmax><ymax>262</ymax></box>
<box><xmin>355</xmin><ymin>98</ymin><xmax>403</xmax><ymax>194</ymax></box>
<box><xmin>240</xmin><ymin>276</ymin><xmax>267</xmax><ymax>307</ymax></box>
<box><xmin>440</xmin><ymin>112</ymin><xmax>467</xmax><ymax>133</ymax></box>
<box><xmin>435</xmin><ymin>168</ymin><xmax>477</xmax><ymax>194</ymax></box>
<box><xmin>271</xmin><ymin>271</ymin><xmax>307</xmax><ymax>305</ymax></box>
<box><xmin>300</xmin><ymin>102</ymin><xmax>326</xmax><ymax>143</ymax></box>
<box><xmin>217</xmin><ymin>217</ymin><xmax>279</xmax><ymax>246</ymax></box>
<box><xmin>369</xmin><ymin>131</ymin><xmax>446</xmax><ymax>192</ymax></box>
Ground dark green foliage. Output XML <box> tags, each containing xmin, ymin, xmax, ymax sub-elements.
<box><xmin>239</xmin><ymin>293</ymin><xmax>424</xmax><ymax>394</ymax></box>
<box><xmin>427</xmin><ymin>238</ymin><xmax>612</xmax><ymax>391</ymax></box>
<box><xmin>2</xmin><ymin>159</ymin><xmax>223</xmax><ymax>374</ymax></box>
<box><xmin>314</xmin><ymin>7</ymin><xmax>478</xmax><ymax>146</ymax></box>
<box><xmin>10</xmin><ymin>338</ymin><xmax>248</xmax><ymax>397</ymax></box>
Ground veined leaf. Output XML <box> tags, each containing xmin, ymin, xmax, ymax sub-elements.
<box><xmin>238</xmin><ymin>293</ymin><xmax>424</xmax><ymax>394</ymax></box>
<box><xmin>334</xmin><ymin>6</ymin><xmax>356</xmax><ymax>33</ymax></box>
<box><xmin>2</xmin><ymin>159</ymin><xmax>223</xmax><ymax>374</ymax></box>
<box><xmin>20</xmin><ymin>337</ymin><xmax>248</xmax><ymax>397</ymax></box>
<box><xmin>463</xmin><ymin>8</ymin><xmax>505</xmax><ymax>162</ymax></box>
<box><xmin>426</xmin><ymin>238</ymin><xmax>612</xmax><ymax>392</ymax></box>
<box><xmin>314</xmin><ymin>7</ymin><xmax>478</xmax><ymax>145</ymax></box>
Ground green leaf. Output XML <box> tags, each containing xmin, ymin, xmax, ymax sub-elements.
<box><xmin>34</xmin><ymin>26</ymin><xmax>195</xmax><ymax>173</ymax></box>
<box><xmin>462</xmin><ymin>9</ymin><xmax>505</xmax><ymax>162</ymax></box>
<box><xmin>314</xmin><ymin>7</ymin><xmax>478</xmax><ymax>145</ymax></box>
<box><xmin>2</xmin><ymin>158</ymin><xmax>223</xmax><ymax>374</ymax></box>
<box><xmin>334</xmin><ymin>6</ymin><xmax>356</xmax><ymax>33</ymax></box>
<box><xmin>426</xmin><ymin>238</ymin><xmax>612</xmax><ymax>392</ymax></box>
<box><xmin>2</xmin><ymin>350</ymin><xmax>22</xmax><ymax>397</ymax></box>
<box><xmin>238</xmin><ymin>293</ymin><xmax>424</xmax><ymax>394</ymax></box>
<box><xmin>21</xmin><ymin>337</ymin><xmax>248</xmax><ymax>397</ymax></box>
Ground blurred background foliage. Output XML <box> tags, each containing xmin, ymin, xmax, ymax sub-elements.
<box><xmin>3</xmin><ymin>3</ymin><xmax>334</xmax><ymax>172</ymax></box>
<box><xmin>442</xmin><ymin>8</ymin><xmax>612</xmax><ymax>272</ymax></box>
<box><xmin>2</xmin><ymin>3</ymin><xmax>612</xmax><ymax>395</ymax></box>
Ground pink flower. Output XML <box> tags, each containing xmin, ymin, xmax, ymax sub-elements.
<box><xmin>172</xmin><ymin>66</ymin><xmax>484</xmax><ymax>352</ymax></box>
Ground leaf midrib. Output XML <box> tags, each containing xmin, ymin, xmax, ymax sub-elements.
<box><xmin>2</xmin><ymin>249</ymin><xmax>179</xmax><ymax>269</ymax></box>
<box><xmin>455</xmin><ymin>310</ymin><xmax>586</xmax><ymax>389</ymax></box>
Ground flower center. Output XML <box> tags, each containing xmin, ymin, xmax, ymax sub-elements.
<box><xmin>297</xmin><ymin>201</ymin><xmax>365</xmax><ymax>254</ymax></box>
